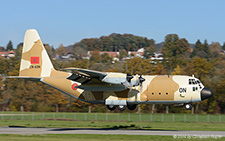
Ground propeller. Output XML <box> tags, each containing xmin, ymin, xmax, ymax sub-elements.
<box><xmin>122</xmin><ymin>73</ymin><xmax>134</xmax><ymax>91</ymax></box>
<box><xmin>122</xmin><ymin>73</ymin><xmax>145</xmax><ymax>92</ymax></box>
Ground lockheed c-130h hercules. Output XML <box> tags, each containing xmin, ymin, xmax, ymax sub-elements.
<box><xmin>9</xmin><ymin>29</ymin><xmax>213</xmax><ymax>111</ymax></box>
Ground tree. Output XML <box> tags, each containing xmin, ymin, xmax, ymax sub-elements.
<box><xmin>191</xmin><ymin>39</ymin><xmax>210</xmax><ymax>58</ymax></box>
<box><xmin>222</xmin><ymin>42</ymin><xmax>225</xmax><ymax>50</ymax></box>
<box><xmin>44</xmin><ymin>44</ymin><xmax>54</xmax><ymax>57</ymax></box>
<box><xmin>143</xmin><ymin>45</ymin><xmax>156</xmax><ymax>58</ymax></box>
<box><xmin>176</xmin><ymin>38</ymin><xmax>190</xmax><ymax>56</ymax></box>
<box><xmin>101</xmin><ymin>53</ymin><xmax>112</xmax><ymax>64</ymax></box>
<box><xmin>162</xmin><ymin>34</ymin><xmax>189</xmax><ymax>58</ymax></box>
<box><xmin>182</xmin><ymin>57</ymin><xmax>213</xmax><ymax>80</ymax></box>
<box><xmin>6</xmin><ymin>40</ymin><xmax>13</xmax><ymax>51</ymax></box>
<box><xmin>90</xmin><ymin>51</ymin><xmax>101</xmax><ymax>62</ymax></box>
<box><xmin>79</xmin><ymin>33</ymin><xmax>154</xmax><ymax>52</ymax></box>
<box><xmin>162</xmin><ymin>34</ymin><xmax>189</xmax><ymax>73</ymax></box>
<box><xmin>209</xmin><ymin>42</ymin><xmax>220</xmax><ymax>58</ymax></box>
<box><xmin>172</xmin><ymin>65</ymin><xmax>182</xmax><ymax>75</ymax></box>
<box><xmin>55</xmin><ymin>44</ymin><xmax>65</xmax><ymax>56</ymax></box>
<box><xmin>203</xmin><ymin>40</ymin><xmax>210</xmax><ymax>57</ymax></box>
<box><xmin>190</xmin><ymin>39</ymin><xmax>202</xmax><ymax>58</ymax></box>
<box><xmin>119</xmin><ymin>49</ymin><xmax>128</xmax><ymax>60</ymax></box>
<box><xmin>71</xmin><ymin>43</ymin><xmax>88</xmax><ymax>59</ymax></box>
<box><xmin>125</xmin><ymin>57</ymin><xmax>153</xmax><ymax>75</ymax></box>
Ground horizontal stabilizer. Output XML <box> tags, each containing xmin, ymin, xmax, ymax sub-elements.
<box><xmin>7</xmin><ymin>76</ymin><xmax>41</xmax><ymax>81</ymax></box>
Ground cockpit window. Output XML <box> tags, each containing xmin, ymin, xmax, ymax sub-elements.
<box><xmin>189</xmin><ymin>80</ymin><xmax>191</xmax><ymax>84</ymax></box>
<box><xmin>189</xmin><ymin>79</ymin><xmax>197</xmax><ymax>85</ymax></box>
<box><xmin>189</xmin><ymin>79</ymin><xmax>201</xmax><ymax>85</ymax></box>
<box><xmin>190</xmin><ymin>79</ymin><xmax>203</xmax><ymax>90</ymax></box>
<box><xmin>193</xmin><ymin>87</ymin><xmax>198</xmax><ymax>91</ymax></box>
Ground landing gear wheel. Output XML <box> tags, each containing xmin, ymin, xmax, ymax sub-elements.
<box><xmin>117</xmin><ymin>105</ymin><xmax>127</xmax><ymax>111</ymax></box>
<box><xmin>184</xmin><ymin>104</ymin><xmax>192</xmax><ymax>110</ymax></box>
<box><xmin>127</xmin><ymin>104</ymin><xmax>137</xmax><ymax>110</ymax></box>
<box><xmin>106</xmin><ymin>105</ymin><xmax>116</xmax><ymax>111</ymax></box>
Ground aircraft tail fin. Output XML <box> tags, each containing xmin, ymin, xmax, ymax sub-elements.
<box><xmin>19</xmin><ymin>29</ymin><xmax>54</xmax><ymax>78</ymax></box>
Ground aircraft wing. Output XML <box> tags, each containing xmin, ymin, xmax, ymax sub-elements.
<box><xmin>62</xmin><ymin>67</ymin><xmax>107</xmax><ymax>84</ymax></box>
<box><xmin>63</xmin><ymin>68</ymin><xmax>127</xmax><ymax>91</ymax></box>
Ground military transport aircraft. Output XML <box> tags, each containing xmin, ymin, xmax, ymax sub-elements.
<box><xmin>9</xmin><ymin>29</ymin><xmax>213</xmax><ymax>111</ymax></box>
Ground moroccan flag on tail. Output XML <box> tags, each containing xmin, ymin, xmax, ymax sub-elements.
<box><xmin>31</xmin><ymin>57</ymin><xmax>39</xmax><ymax>64</ymax></box>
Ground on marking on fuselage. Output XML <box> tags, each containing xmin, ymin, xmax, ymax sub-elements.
<box><xmin>179</xmin><ymin>88</ymin><xmax>187</xmax><ymax>93</ymax></box>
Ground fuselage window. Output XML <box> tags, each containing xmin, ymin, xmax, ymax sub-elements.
<box><xmin>193</xmin><ymin>87</ymin><xmax>195</xmax><ymax>91</ymax></box>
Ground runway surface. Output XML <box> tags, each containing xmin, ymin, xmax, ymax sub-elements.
<box><xmin>0</xmin><ymin>127</ymin><xmax>225</xmax><ymax>136</ymax></box>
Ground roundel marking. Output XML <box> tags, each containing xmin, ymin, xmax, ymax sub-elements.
<box><xmin>72</xmin><ymin>83</ymin><xmax>78</xmax><ymax>90</ymax></box>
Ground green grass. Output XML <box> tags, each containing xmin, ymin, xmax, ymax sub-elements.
<box><xmin>1</xmin><ymin>111</ymin><xmax>225</xmax><ymax>123</ymax></box>
<box><xmin>1</xmin><ymin>120</ymin><xmax>225</xmax><ymax>131</ymax></box>
<box><xmin>1</xmin><ymin>112</ymin><xmax>224</xmax><ymax>140</ymax></box>
<box><xmin>0</xmin><ymin>134</ymin><xmax>223</xmax><ymax>141</ymax></box>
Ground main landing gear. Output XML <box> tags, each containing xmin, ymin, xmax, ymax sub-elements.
<box><xmin>106</xmin><ymin>104</ymin><xmax>137</xmax><ymax>111</ymax></box>
<box><xmin>117</xmin><ymin>105</ymin><xmax>127</xmax><ymax>111</ymax></box>
<box><xmin>106</xmin><ymin>105</ymin><xmax>116</xmax><ymax>111</ymax></box>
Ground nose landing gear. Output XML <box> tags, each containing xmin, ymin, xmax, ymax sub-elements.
<box><xmin>184</xmin><ymin>103</ymin><xmax>192</xmax><ymax>110</ymax></box>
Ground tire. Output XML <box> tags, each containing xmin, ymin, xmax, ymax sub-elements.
<box><xmin>184</xmin><ymin>104</ymin><xmax>192</xmax><ymax>110</ymax></box>
<box><xmin>127</xmin><ymin>104</ymin><xmax>137</xmax><ymax>110</ymax></box>
<box><xmin>117</xmin><ymin>105</ymin><xmax>127</xmax><ymax>111</ymax></box>
<box><xmin>106</xmin><ymin>105</ymin><xmax>116</xmax><ymax>111</ymax></box>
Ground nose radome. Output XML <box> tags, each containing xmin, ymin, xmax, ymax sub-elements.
<box><xmin>201</xmin><ymin>88</ymin><xmax>213</xmax><ymax>101</ymax></box>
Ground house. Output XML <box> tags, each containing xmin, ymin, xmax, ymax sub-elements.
<box><xmin>0</xmin><ymin>50</ymin><xmax>15</xmax><ymax>59</ymax></box>
<box><xmin>124</xmin><ymin>48</ymin><xmax>145</xmax><ymax>59</ymax></box>
<box><xmin>220</xmin><ymin>50</ymin><xmax>225</xmax><ymax>55</ymax></box>
<box><xmin>128</xmin><ymin>51</ymin><xmax>144</xmax><ymax>58</ymax></box>
<box><xmin>87</xmin><ymin>51</ymin><xmax>120</xmax><ymax>63</ymax></box>
<box><xmin>61</xmin><ymin>52</ymin><xmax>76</xmax><ymax>60</ymax></box>
<box><xmin>54</xmin><ymin>52</ymin><xmax>76</xmax><ymax>61</ymax></box>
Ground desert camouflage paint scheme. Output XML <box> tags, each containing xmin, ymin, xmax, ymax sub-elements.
<box><xmin>9</xmin><ymin>29</ymin><xmax>213</xmax><ymax>110</ymax></box>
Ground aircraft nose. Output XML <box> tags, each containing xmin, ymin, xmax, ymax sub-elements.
<box><xmin>201</xmin><ymin>88</ymin><xmax>213</xmax><ymax>101</ymax></box>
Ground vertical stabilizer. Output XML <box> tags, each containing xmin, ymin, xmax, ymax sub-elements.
<box><xmin>19</xmin><ymin>29</ymin><xmax>54</xmax><ymax>77</ymax></box>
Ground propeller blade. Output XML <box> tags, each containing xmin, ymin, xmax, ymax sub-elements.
<box><xmin>122</xmin><ymin>73</ymin><xmax>134</xmax><ymax>89</ymax></box>
<box><xmin>139</xmin><ymin>75</ymin><xmax>145</xmax><ymax>84</ymax></box>
<box><xmin>138</xmin><ymin>75</ymin><xmax>145</xmax><ymax>92</ymax></box>
<box><xmin>129</xmin><ymin>87</ymin><xmax>132</xmax><ymax>92</ymax></box>
<box><xmin>126</xmin><ymin>73</ymin><xmax>133</xmax><ymax>83</ymax></box>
